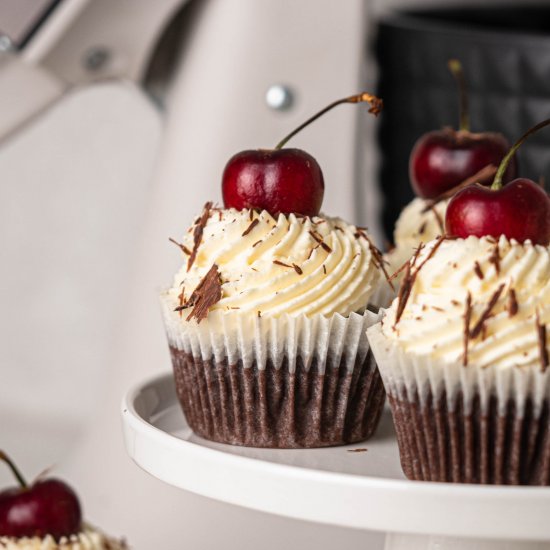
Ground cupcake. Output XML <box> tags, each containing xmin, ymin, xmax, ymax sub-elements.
<box><xmin>161</xmin><ymin>204</ymin><xmax>393</xmax><ymax>448</ymax></box>
<box><xmin>368</xmin><ymin>234</ymin><xmax>550</xmax><ymax>484</ymax></box>
<box><xmin>160</xmin><ymin>91</ymin><xmax>393</xmax><ymax>448</ymax></box>
<box><xmin>0</xmin><ymin>452</ymin><xmax>128</xmax><ymax>549</ymax></box>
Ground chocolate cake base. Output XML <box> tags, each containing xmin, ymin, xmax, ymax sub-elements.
<box><xmin>170</xmin><ymin>347</ymin><xmax>385</xmax><ymax>448</ymax></box>
<box><xmin>389</xmin><ymin>390</ymin><xmax>550</xmax><ymax>485</ymax></box>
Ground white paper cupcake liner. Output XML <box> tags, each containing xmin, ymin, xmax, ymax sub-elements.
<box><xmin>367</xmin><ymin>320</ymin><xmax>550</xmax><ymax>484</ymax></box>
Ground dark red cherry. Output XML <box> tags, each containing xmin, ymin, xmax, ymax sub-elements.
<box><xmin>0</xmin><ymin>451</ymin><xmax>82</xmax><ymax>541</ymax></box>
<box><xmin>445</xmin><ymin>118</ymin><xmax>550</xmax><ymax>246</ymax></box>
<box><xmin>222</xmin><ymin>92</ymin><xmax>383</xmax><ymax>216</ymax></box>
<box><xmin>410</xmin><ymin>59</ymin><xmax>516</xmax><ymax>199</ymax></box>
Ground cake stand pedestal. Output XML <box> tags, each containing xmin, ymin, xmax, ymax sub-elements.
<box><xmin>121</xmin><ymin>374</ymin><xmax>550</xmax><ymax>550</ymax></box>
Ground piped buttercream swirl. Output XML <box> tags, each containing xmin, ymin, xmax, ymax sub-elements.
<box><xmin>166</xmin><ymin>207</ymin><xmax>385</xmax><ymax>319</ymax></box>
<box><xmin>382</xmin><ymin>235</ymin><xmax>550</xmax><ymax>371</ymax></box>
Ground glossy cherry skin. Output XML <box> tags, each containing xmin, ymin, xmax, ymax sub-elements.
<box><xmin>410</xmin><ymin>129</ymin><xmax>517</xmax><ymax>199</ymax></box>
<box><xmin>0</xmin><ymin>479</ymin><xmax>82</xmax><ymax>541</ymax></box>
<box><xmin>446</xmin><ymin>179</ymin><xmax>550</xmax><ymax>246</ymax></box>
<box><xmin>222</xmin><ymin>148</ymin><xmax>324</xmax><ymax>216</ymax></box>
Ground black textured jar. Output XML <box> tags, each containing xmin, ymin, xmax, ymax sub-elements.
<box><xmin>376</xmin><ymin>6</ymin><xmax>550</xmax><ymax>241</ymax></box>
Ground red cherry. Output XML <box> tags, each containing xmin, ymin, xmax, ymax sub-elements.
<box><xmin>222</xmin><ymin>92</ymin><xmax>383</xmax><ymax>216</ymax></box>
<box><xmin>410</xmin><ymin>129</ymin><xmax>516</xmax><ymax>199</ymax></box>
<box><xmin>445</xmin><ymin>117</ymin><xmax>550</xmax><ymax>246</ymax></box>
<box><xmin>0</xmin><ymin>452</ymin><xmax>82</xmax><ymax>541</ymax></box>
<box><xmin>409</xmin><ymin>59</ymin><xmax>516</xmax><ymax>199</ymax></box>
<box><xmin>446</xmin><ymin>179</ymin><xmax>550</xmax><ymax>245</ymax></box>
<box><xmin>222</xmin><ymin>148</ymin><xmax>323</xmax><ymax>216</ymax></box>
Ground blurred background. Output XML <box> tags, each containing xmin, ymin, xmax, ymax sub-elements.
<box><xmin>0</xmin><ymin>0</ymin><xmax>548</xmax><ymax>548</ymax></box>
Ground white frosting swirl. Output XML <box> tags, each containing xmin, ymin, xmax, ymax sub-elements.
<box><xmin>0</xmin><ymin>526</ymin><xmax>127</xmax><ymax>550</ymax></box>
<box><xmin>385</xmin><ymin>197</ymin><xmax>449</xmax><ymax>279</ymax></box>
<box><xmin>382</xmin><ymin>235</ymin><xmax>550</xmax><ymax>371</ymax></box>
<box><xmin>166</xmin><ymin>207</ymin><xmax>385</xmax><ymax>318</ymax></box>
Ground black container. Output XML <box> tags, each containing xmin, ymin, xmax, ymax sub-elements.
<box><xmin>376</xmin><ymin>6</ymin><xmax>550</xmax><ymax>241</ymax></box>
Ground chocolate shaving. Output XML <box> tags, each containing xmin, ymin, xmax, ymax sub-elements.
<box><xmin>418</xmin><ymin>221</ymin><xmax>427</xmax><ymax>235</ymax></box>
<box><xmin>273</xmin><ymin>259</ymin><xmax>293</xmax><ymax>269</ymax></box>
<box><xmin>257</xmin><ymin>310</ymin><xmax>261</xmax><ymax>318</ymax></box>
<box><xmin>174</xmin><ymin>264</ymin><xmax>222</xmax><ymax>323</ymax></box>
<box><xmin>252</xmin><ymin>239</ymin><xmax>262</xmax><ymax>247</ymax></box>
<box><xmin>489</xmin><ymin>243</ymin><xmax>500</xmax><ymax>274</ymax></box>
<box><xmin>463</xmin><ymin>292</ymin><xmax>472</xmax><ymax>366</ymax></box>
<box><xmin>292</xmin><ymin>263</ymin><xmax>303</xmax><ymax>275</ymax></box>
<box><xmin>169</xmin><ymin>237</ymin><xmax>192</xmax><ymax>256</ymax></box>
<box><xmin>307</xmin><ymin>245</ymin><xmax>319</xmax><ymax>260</ymax></box>
<box><xmin>422</xmin><ymin>164</ymin><xmax>498</xmax><ymax>211</ymax></box>
<box><xmin>242</xmin><ymin>218</ymin><xmax>259</xmax><ymax>237</ymax></box>
<box><xmin>429</xmin><ymin>204</ymin><xmax>445</xmax><ymax>234</ymax></box>
<box><xmin>474</xmin><ymin>261</ymin><xmax>484</xmax><ymax>280</ymax></box>
<box><xmin>187</xmin><ymin>202</ymin><xmax>213</xmax><ymax>271</ymax></box>
<box><xmin>394</xmin><ymin>237</ymin><xmax>447</xmax><ymax>326</ymax></box>
<box><xmin>355</xmin><ymin>229</ymin><xmax>395</xmax><ymax>291</ymax></box>
<box><xmin>347</xmin><ymin>448</ymin><xmax>368</xmax><ymax>453</ymax></box>
<box><xmin>323</xmin><ymin>264</ymin><xmax>327</xmax><ymax>274</ymax></box>
<box><xmin>249</xmin><ymin>209</ymin><xmax>254</xmax><ymax>221</ymax></box>
<box><xmin>536</xmin><ymin>311</ymin><xmax>549</xmax><ymax>372</ymax></box>
<box><xmin>508</xmin><ymin>288</ymin><xmax>518</xmax><ymax>317</ymax></box>
<box><xmin>309</xmin><ymin>230</ymin><xmax>332</xmax><ymax>253</ymax></box>
<box><xmin>469</xmin><ymin>283</ymin><xmax>505</xmax><ymax>339</ymax></box>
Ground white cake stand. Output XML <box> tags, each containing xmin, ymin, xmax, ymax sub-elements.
<box><xmin>121</xmin><ymin>373</ymin><xmax>550</xmax><ymax>550</ymax></box>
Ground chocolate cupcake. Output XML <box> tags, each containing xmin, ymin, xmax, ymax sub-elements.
<box><xmin>161</xmin><ymin>203</ymin><xmax>393</xmax><ymax>448</ymax></box>
<box><xmin>368</xmin><ymin>235</ymin><xmax>550</xmax><ymax>484</ymax></box>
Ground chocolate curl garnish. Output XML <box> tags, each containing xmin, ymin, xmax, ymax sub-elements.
<box><xmin>428</xmin><ymin>204</ymin><xmax>444</xmax><ymax>234</ymax></box>
<box><xmin>489</xmin><ymin>242</ymin><xmax>501</xmax><ymax>274</ymax></box>
<box><xmin>355</xmin><ymin>229</ymin><xmax>395</xmax><ymax>291</ymax></box>
<box><xmin>536</xmin><ymin>311</ymin><xmax>549</xmax><ymax>372</ymax></box>
<box><xmin>187</xmin><ymin>202</ymin><xmax>213</xmax><ymax>271</ymax></box>
<box><xmin>394</xmin><ymin>236</ymin><xmax>448</xmax><ymax>326</ymax></box>
<box><xmin>169</xmin><ymin>237</ymin><xmax>191</xmax><ymax>256</ymax></box>
<box><xmin>469</xmin><ymin>283</ymin><xmax>505</xmax><ymax>339</ymax></box>
<box><xmin>463</xmin><ymin>292</ymin><xmax>472</xmax><ymax>367</ymax></box>
<box><xmin>175</xmin><ymin>264</ymin><xmax>222</xmax><ymax>323</ymax></box>
<box><xmin>242</xmin><ymin>218</ymin><xmax>259</xmax><ymax>237</ymax></box>
<box><xmin>422</xmin><ymin>164</ymin><xmax>498</xmax><ymax>212</ymax></box>
<box><xmin>308</xmin><ymin>230</ymin><xmax>332</xmax><ymax>253</ymax></box>
<box><xmin>474</xmin><ymin>261</ymin><xmax>484</xmax><ymax>280</ymax></box>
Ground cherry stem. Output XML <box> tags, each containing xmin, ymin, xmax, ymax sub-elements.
<box><xmin>0</xmin><ymin>451</ymin><xmax>28</xmax><ymax>489</ymax></box>
<box><xmin>448</xmin><ymin>59</ymin><xmax>470</xmax><ymax>132</ymax></box>
<box><xmin>492</xmin><ymin>117</ymin><xmax>550</xmax><ymax>190</ymax></box>
<box><xmin>274</xmin><ymin>92</ymin><xmax>383</xmax><ymax>150</ymax></box>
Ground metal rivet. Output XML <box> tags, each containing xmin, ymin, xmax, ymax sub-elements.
<box><xmin>266</xmin><ymin>85</ymin><xmax>294</xmax><ymax>111</ymax></box>
<box><xmin>83</xmin><ymin>47</ymin><xmax>110</xmax><ymax>71</ymax></box>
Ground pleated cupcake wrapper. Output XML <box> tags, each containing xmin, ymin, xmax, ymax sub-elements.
<box><xmin>161</xmin><ymin>296</ymin><xmax>386</xmax><ymax>447</ymax></box>
<box><xmin>161</xmin><ymin>296</ymin><xmax>383</xmax><ymax>374</ymax></box>
<box><xmin>367</xmin><ymin>321</ymin><xmax>550</xmax><ymax>484</ymax></box>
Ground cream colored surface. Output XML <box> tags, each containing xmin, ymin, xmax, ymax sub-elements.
<box><xmin>167</xmin><ymin>208</ymin><xmax>381</xmax><ymax>318</ymax></box>
<box><xmin>0</xmin><ymin>53</ymin><xmax>64</xmax><ymax>140</ymax></box>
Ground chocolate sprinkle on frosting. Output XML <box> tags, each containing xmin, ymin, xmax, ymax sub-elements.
<box><xmin>309</xmin><ymin>230</ymin><xmax>332</xmax><ymax>253</ymax></box>
<box><xmin>175</xmin><ymin>263</ymin><xmax>222</xmax><ymax>323</ymax></box>
<box><xmin>536</xmin><ymin>311</ymin><xmax>549</xmax><ymax>372</ymax></box>
<box><xmin>242</xmin><ymin>218</ymin><xmax>259</xmax><ymax>237</ymax></box>
<box><xmin>474</xmin><ymin>261</ymin><xmax>484</xmax><ymax>280</ymax></box>
<box><xmin>489</xmin><ymin>242</ymin><xmax>501</xmax><ymax>274</ymax></box>
<box><xmin>293</xmin><ymin>263</ymin><xmax>303</xmax><ymax>275</ymax></box>
<box><xmin>463</xmin><ymin>292</ymin><xmax>472</xmax><ymax>367</ymax></box>
<box><xmin>273</xmin><ymin>259</ymin><xmax>293</xmax><ymax>269</ymax></box>
<box><xmin>469</xmin><ymin>283</ymin><xmax>505</xmax><ymax>339</ymax></box>
<box><xmin>508</xmin><ymin>288</ymin><xmax>518</xmax><ymax>317</ymax></box>
<box><xmin>187</xmin><ymin>202</ymin><xmax>213</xmax><ymax>271</ymax></box>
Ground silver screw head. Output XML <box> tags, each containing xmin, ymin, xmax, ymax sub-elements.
<box><xmin>84</xmin><ymin>47</ymin><xmax>110</xmax><ymax>71</ymax></box>
<box><xmin>266</xmin><ymin>84</ymin><xmax>294</xmax><ymax>111</ymax></box>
